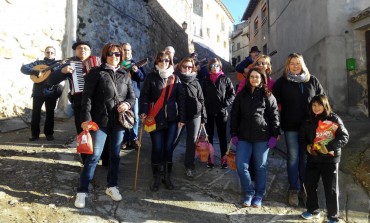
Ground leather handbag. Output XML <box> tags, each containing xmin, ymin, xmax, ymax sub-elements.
<box><xmin>118</xmin><ymin>108</ymin><xmax>135</xmax><ymax>129</ymax></box>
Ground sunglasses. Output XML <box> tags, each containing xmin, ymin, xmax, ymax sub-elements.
<box><xmin>256</xmin><ymin>61</ymin><xmax>267</xmax><ymax>66</ymax></box>
<box><xmin>210</xmin><ymin>64</ymin><xmax>220</xmax><ymax>68</ymax></box>
<box><xmin>45</xmin><ymin>52</ymin><xmax>54</xmax><ymax>54</ymax></box>
<box><xmin>159</xmin><ymin>59</ymin><xmax>170</xmax><ymax>63</ymax></box>
<box><xmin>107</xmin><ymin>52</ymin><xmax>121</xmax><ymax>57</ymax></box>
<box><xmin>182</xmin><ymin>65</ymin><xmax>193</xmax><ymax>70</ymax></box>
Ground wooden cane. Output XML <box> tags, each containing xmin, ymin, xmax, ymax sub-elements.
<box><xmin>134</xmin><ymin>120</ymin><xmax>144</xmax><ymax>192</ymax></box>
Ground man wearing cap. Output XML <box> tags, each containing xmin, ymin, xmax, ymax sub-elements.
<box><xmin>49</xmin><ymin>41</ymin><xmax>101</xmax><ymax>135</ymax></box>
<box><xmin>235</xmin><ymin>46</ymin><xmax>261</xmax><ymax>80</ymax></box>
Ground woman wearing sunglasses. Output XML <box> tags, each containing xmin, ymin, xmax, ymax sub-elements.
<box><xmin>74</xmin><ymin>43</ymin><xmax>135</xmax><ymax>208</ymax></box>
<box><xmin>174</xmin><ymin>58</ymin><xmax>207</xmax><ymax>179</ymax></box>
<box><xmin>139</xmin><ymin>51</ymin><xmax>185</xmax><ymax>191</ymax></box>
<box><xmin>236</xmin><ymin>54</ymin><xmax>274</xmax><ymax>94</ymax></box>
<box><xmin>202</xmin><ymin>58</ymin><xmax>235</xmax><ymax>168</ymax></box>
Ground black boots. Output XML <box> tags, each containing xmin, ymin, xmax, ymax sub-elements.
<box><xmin>163</xmin><ymin>162</ymin><xmax>174</xmax><ymax>190</ymax></box>
<box><xmin>150</xmin><ymin>164</ymin><xmax>161</xmax><ymax>192</ymax></box>
<box><xmin>151</xmin><ymin>162</ymin><xmax>174</xmax><ymax>191</ymax></box>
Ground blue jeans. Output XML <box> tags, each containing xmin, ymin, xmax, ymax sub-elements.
<box><xmin>285</xmin><ymin>131</ymin><xmax>307</xmax><ymax>190</ymax></box>
<box><xmin>150</xmin><ymin>121</ymin><xmax>177</xmax><ymax>164</ymax></box>
<box><xmin>236</xmin><ymin>140</ymin><xmax>269</xmax><ymax>197</ymax></box>
<box><xmin>77</xmin><ymin>125</ymin><xmax>125</xmax><ymax>192</ymax></box>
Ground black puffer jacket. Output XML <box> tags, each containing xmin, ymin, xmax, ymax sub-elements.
<box><xmin>230</xmin><ymin>86</ymin><xmax>280</xmax><ymax>141</ymax></box>
<box><xmin>202</xmin><ymin>74</ymin><xmax>235</xmax><ymax>115</ymax></box>
<box><xmin>273</xmin><ymin>75</ymin><xmax>325</xmax><ymax>131</ymax></box>
<box><xmin>176</xmin><ymin>70</ymin><xmax>207</xmax><ymax>123</ymax></box>
<box><xmin>299</xmin><ymin>113</ymin><xmax>349</xmax><ymax>163</ymax></box>
<box><xmin>81</xmin><ymin>64</ymin><xmax>135</xmax><ymax>128</ymax></box>
<box><xmin>20</xmin><ymin>58</ymin><xmax>59</xmax><ymax>97</ymax></box>
<box><xmin>139</xmin><ymin>70</ymin><xmax>185</xmax><ymax>132</ymax></box>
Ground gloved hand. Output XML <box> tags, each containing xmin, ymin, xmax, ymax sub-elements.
<box><xmin>232</xmin><ymin>136</ymin><xmax>238</xmax><ymax>146</ymax></box>
<box><xmin>268</xmin><ymin>136</ymin><xmax>277</xmax><ymax>148</ymax></box>
<box><xmin>30</xmin><ymin>69</ymin><xmax>40</xmax><ymax>77</ymax></box>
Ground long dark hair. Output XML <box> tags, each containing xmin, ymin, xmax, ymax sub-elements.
<box><xmin>244</xmin><ymin>67</ymin><xmax>270</xmax><ymax>96</ymax></box>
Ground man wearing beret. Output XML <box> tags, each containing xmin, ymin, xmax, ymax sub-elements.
<box><xmin>49</xmin><ymin>41</ymin><xmax>101</xmax><ymax>148</ymax></box>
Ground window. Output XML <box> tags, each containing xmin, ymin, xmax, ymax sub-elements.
<box><xmin>224</xmin><ymin>41</ymin><xmax>227</xmax><ymax>48</ymax></box>
<box><xmin>217</xmin><ymin>35</ymin><xmax>220</xmax><ymax>43</ymax></box>
<box><xmin>207</xmin><ymin>28</ymin><xmax>210</xmax><ymax>38</ymax></box>
<box><xmin>254</xmin><ymin>17</ymin><xmax>259</xmax><ymax>35</ymax></box>
<box><xmin>237</xmin><ymin>42</ymin><xmax>240</xmax><ymax>50</ymax></box>
<box><xmin>237</xmin><ymin>55</ymin><xmax>241</xmax><ymax>62</ymax></box>
<box><xmin>261</xmin><ymin>3</ymin><xmax>267</xmax><ymax>26</ymax></box>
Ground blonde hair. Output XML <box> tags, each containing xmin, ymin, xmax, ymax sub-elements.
<box><xmin>283</xmin><ymin>53</ymin><xmax>310</xmax><ymax>81</ymax></box>
<box><xmin>252</xmin><ymin>54</ymin><xmax>272</xmax><ymax>75</ymax></box>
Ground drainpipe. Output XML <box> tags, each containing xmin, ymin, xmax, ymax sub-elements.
<box><xmin>55</xmin><ymin>0</ymin><xmax>78</xmax><ymax>119</ymax></box>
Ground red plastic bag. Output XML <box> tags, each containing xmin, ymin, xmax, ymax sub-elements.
<box><xmin>76</xmin><ymin>121</ymin><xmax>99</xmax><ymax>154</ymax></box>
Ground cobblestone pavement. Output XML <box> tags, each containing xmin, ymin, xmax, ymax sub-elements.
<box><xmin>0</xmin><ymin>114</ymin><xmax>369</xmax><ymax>223</ymax></box>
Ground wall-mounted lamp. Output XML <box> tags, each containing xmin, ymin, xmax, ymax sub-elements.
<box><xmin>181</xmin><ymin>21</ymin><xmax>188</xmax><ymax>31</ymax></box>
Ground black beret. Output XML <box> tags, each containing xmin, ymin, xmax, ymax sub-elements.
<box><xmin>72</xmin><ymin>41</ymin><xmax>91</xmax><ymax>50</ymax></box>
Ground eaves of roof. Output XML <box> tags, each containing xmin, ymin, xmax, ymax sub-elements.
<box><xmin>349</xmin><ymin>6</ymin><xmax>370</xmax><ymax>23</ymax></box>
<box><xmin>215</xmin><ymin>0</ymin><xmax>235</xmax><ymax>23</ymax></box>
<box><xmin>241</xmin><ymin>0</ymin><xmax>259</xmax><ymax>21</ymax></box>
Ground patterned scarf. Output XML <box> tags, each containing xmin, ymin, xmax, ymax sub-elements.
<box><xmin>287</xmin><ymin>72</ymin><xmax>308</xmax><ymax>83</ymax></box>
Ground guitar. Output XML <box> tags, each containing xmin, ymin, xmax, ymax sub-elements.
<box><xmin>236</xmin><ymin>50</ymin><xmax>277</xmax><ymax>81</ymax></box>
<box><xmin>30</xmin><ymin>58</ymin><xmax>70</xmax><ymax>83</ymax></box>
<box><xmin>122</xmin><ymin>58</ymin><xmax>148</xmax><ymax>72</ymax></box>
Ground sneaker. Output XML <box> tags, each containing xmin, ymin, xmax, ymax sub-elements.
<box><xmin>74</xmin><ymin>193</ymin><xmax>87</xmax><ymax>208</ymax></box>
<box><xmin>252</xmin><ymin>196</ymin><xmax>263</xmax><ymax>207</ymax></box>
<box><xmin>206</xmin><ymin>162</ymin><xmax>214</xmax><ymax>168</ymax></box>
<box><xmin>29</xmin><ymin>136</ymin><xmax>39</xmax><ymax>141</ymax></box>
<box><xmin>105</xmin><ymin>187</ymin><xmax>122</xmax><ymax>201</ymax></box>
<box><xmin>207</xmin><ymin>157</ymin><xmax>214</xmax><ymax>168</ymax></box>
<box><xmin>221</xmin><ymin>156</ymin><xmax>228</xmax><ymax>169</ymax></box>
<box><xmin>288</xmin><ymin>190</ymin><xmax>299</xmax><ymax>207</ymax></box>
<box><xmin>185</xmin><ymin>168</ymin><xmax>194</xmax><ymax>180</ymax></box>
<box><xmin>242</xmin><ymin>195</ymin><xmax>253</xmax><ymax>207</ymax></box>
<box><xmin>301</xmin><ymin>211</ymin><xmax>320</xmax><ymax>220</ymax></box>
<box><xmin>327</xmin><ymin>220</ymin><xmax>338</xmax><ymax>223</ymax></box>
<box><xmin>46</xmin><ymin>135</ymin><xmax>54</xmax><ymax>141</ymax></box>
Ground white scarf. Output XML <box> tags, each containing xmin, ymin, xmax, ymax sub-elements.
<box><xmin>156</xmin><ymin>65</ymin><xmax>174</xmax><ymax>79</ymax></box>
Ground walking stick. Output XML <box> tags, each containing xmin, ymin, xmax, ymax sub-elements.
<box><xmin>134</xmin><ymin>120</ymin><xmax>144</xmax><ymax>192</ymax></box>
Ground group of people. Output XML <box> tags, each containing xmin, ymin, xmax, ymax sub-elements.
<box><xmin>21</xmin><ymin>43</ymin><xmax>349</xmax><ymax>223</ymax></box>
<box><xmin>233</xmin><ymin>46</ymin><xmax>349</xmax><ymax>223</ymax></box>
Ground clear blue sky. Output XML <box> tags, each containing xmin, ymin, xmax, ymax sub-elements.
<box><xmin>222</xmin><ymin>0</ymin><xmax>250</xmax><ymax>24</ymax></box>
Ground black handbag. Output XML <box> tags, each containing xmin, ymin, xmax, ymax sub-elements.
<box><xmin>107</xmin><ymin>74</ymin><xmax>135</xmax><ymax>129</ymax></box>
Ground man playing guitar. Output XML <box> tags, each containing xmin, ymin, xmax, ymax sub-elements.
<box><xmin>21</xmin><ymin>46</ymin><xmax>62</xmax><ymax>141</ymax></box>
<box><xmin>235</xmin><ymin>46</ymin><xmax>261</xmax><ymax>81</ymax></box>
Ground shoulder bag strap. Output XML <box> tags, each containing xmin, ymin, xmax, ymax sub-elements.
<box><xmin>106</xmin><ymin>74</ymin><xmax>120</xmax><ymax>105</ymax></box>
<box><xmin>148</xmin><ymin>75</ymin><xmax>175</xmax><ymax>118</ymax></box>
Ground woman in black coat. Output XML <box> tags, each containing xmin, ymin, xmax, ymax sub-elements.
<box><xmin>175</xmin><ymin>58</ymin><xmax>207</xmax><ymax>179</ymax></box>
<box><xmin>74</xmin><ymin>43</ymin><xmax>135</xmax><ymax>209</ymax></box>
<box><xmin>140</xmin><ymin>51</ymin><xmax>185</xmax><ymax>191</ymax></box>
<box><xmin>230</xmin><ymin>67</ymin><xmax>280</xmax><ymax>207</ymax></box>
<box><xmin>202</xmin><ymin>57</ymin><xmax>235</xmax><ymax>168</ymax></box>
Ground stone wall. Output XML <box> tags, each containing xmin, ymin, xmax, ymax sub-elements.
<box><xmin>0</xmin><ymin>0</ymin><xmax>68</xmax><ymax>120</ymax></box>
<box><xmin>76</xmin><ymin>0</ymin><xmax>189</xmax><ymax>73</ymax></box>
<box><xmin>0</xmin><ymin>0</ymin><xmax>230</xmax><ymax>119</ymax></box>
